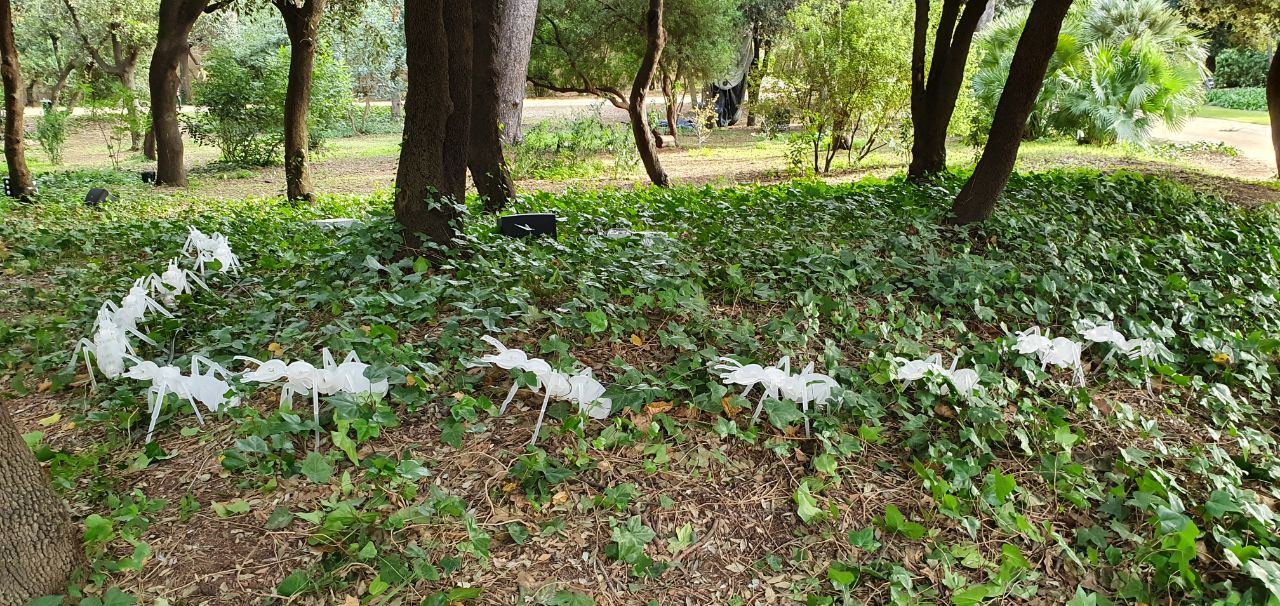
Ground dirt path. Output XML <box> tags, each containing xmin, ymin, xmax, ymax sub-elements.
<box><xmin>1153</xmin><ymin>116</ymin><xmax>1276</xmax><ymax>178</ymax></box>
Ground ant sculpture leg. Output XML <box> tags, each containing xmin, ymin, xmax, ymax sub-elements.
<box><xmin>498</xmin><ymin>381</ymin><xmax>520</xmax><ymax>416</ymax></box>
<box><xmin>802</xmin><ymin>393</ymin><xmax>810</xmax><ymax>438</ymax></box>
<box><xmin>311</xmin><ymin>389</ymin><xmax>321</xmax><ymax>451</ymax></box>
<box><xmin>74</xmin><ymin>339</ymin><xmax>99</xmax><ymax>391</ymax></box>
<box><xmin>529</xmin><ymin>387</ymin><xmax>554</xmax><ymax>447</ymax></box>
<box><xmin>145</xmin><ymin>384</ymin><xmax>166</xmax><ymax>444</ymax></box>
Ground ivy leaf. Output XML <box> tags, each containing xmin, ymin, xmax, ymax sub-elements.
<box><xmin>265</xmin><ymin>506</ymin><xmax>294</xmax><ymax>530</ymax></box>
<box><xmin>795</xmin><ymin>482</ymin><xmax>824</xmax><ymax>524</ymax></box>
<box><xmin>277</xmin><ymin>570</ymin><xmax>308</xmax><ymax>597</ymax></box>
<box><xmin>762</xmin><ymin>398</ymin><xmax>804</xmax><ymax>429</ymax></box>
<box><xmin>952</xmin><ymin>584</ymin><xmax>995</xmax><ymax>606</ymax></box>
<box><xmin>331</xmin><ymin>424</ymin><xmax>360</xmax><ymax>465</ymax></box>
<box><xmin>301</xmin><ymin>452</ymin><xmax>333</xmax><ymax>484</ymax></box>
<box><xmin>584</xmin><ymin>309</ymin><xmax>609</xmax><ymax>333</ymax></box>
<box><xmin>549</xmin><ymin>591</ymin><xmax>597</xmax><ymax>606</ymax></box>
<box><xmin>610</xmin><ymin>516</ymin><xmax>656</xmax><ymax>563</ymax></box>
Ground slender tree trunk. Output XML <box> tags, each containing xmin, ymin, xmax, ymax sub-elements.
<box><xmin>0</xmin><ymin>0</ymin><xmax>33</xmax><ymax>200</ymax></box>
<box><xmin>1269</xmin><ymin>42</ymin><xmax>1279</xmax><ymax>177</ymax></box>
<box><xmin>662</xmin><ymin>67</ymin><xmax>679</xmax><ymax>146</ymax></box>
<box><xmin>121</xmin><ymin>65</ymin><xmax>143</xmax><ymax>151</ymax></box>
<box><xmin>908</xmin><ymin>0</ymin><xmax>989</xmax><ymax>180</ymax></box>
<box><xmin>630</xmin><ymin>0</ymin><xmax>670</xmax><ymax>187</ymax></box>
<box><xmin>179</xmin><ymin>48</ymin><xmax>194</xmax><ymax>102</ymax></box>
<box><xmin>150</xmin><ymin>0</ymin><xmax>210</xmax><ymax>187</ymax></box>
<box><xmin>275</xmin><ymin>0</ymin><xmax>324</xmax><ymax>203</ymax></box>
<box><xmin>470</xmin><ymin>0</ymin><xmax>513</xmax><ymax>213</ymax></box>
<box><xmin>949</xmin><ymin>0</ymin><xmax>1073</xmax><ymax>224</ymax></box>
<box><xmin>0</xmin><ymin>402</ymin><xmax>82</xmax><ymax>605</ymax></box>
<box><xmin>495</xmin><ymin>0</ymin><xmax>538</xmax><ymax>144</ymax></box>
<box><xmin>143</xmin><ymin>128</ymin><xmax>156</xmax><ymax>160</ymax></box>
<box><xmin>395</xmin><ymin>0</ymin><xmax>473</xmax><ymax>254</ymax></box>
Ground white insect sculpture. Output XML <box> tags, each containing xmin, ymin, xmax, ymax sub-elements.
<box><xmin>715</xmin><ymin>356</ymin><xmax>837</xmax><ymax>436</ymax></box>
<box><xmin>184</xmin><ymin>226</ymin><xmax>241</xmax><ymax>275</ymax></box>
<box><xmin>125</xmin><ymin>356</ymin><xmax>239</xmax><ymax>443</ymax></box>
<box><xmin>237</xmin><ymin>349</ymin><xmax>387</xmax><ymax>449</ymax></box>
<box><xmin>1077</xmin><ymin>320</ymin><xmax>1159</xmax><ymax>395</ymax></box>
<box><xmin>74</xmin><ymin>307</ymin><xmax>154</xmax><ymax>387</ymax></box>
<box><xmin>1013</xmin><ymin>327</ymin><xmax>1086</xmax><ymax>386</ymax></box>
<box><xmin>893</xmin><ymin>353</ymin><xmax>982</xmax><ymax>400</ymax></box>
<box><xmin>147</xmin><ymin>258</ymin><xmax>210</xmax><ymax>305</ymax></box>
<box><xmin>478</xmin><ymin>336</ymin><xmax>613</xmax><ymax>445</ymax></box>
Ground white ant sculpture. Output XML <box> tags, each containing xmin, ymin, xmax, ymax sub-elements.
<box><xmin>894</xmin><ymin>354</ymin><xmax>981</xmax><ymax>400</ymax></box>
<box><xmin>1013</xmin><ymin>327</ymin><xmax>1086</xmax><ymax>386</ymax></box>
<box><xmin>478</xmin><ymin>336</ymin><xmax>611</xmax><ymax>445</ymax></box>
<box><xmin>1077</xmin><ymin>320</ymin><xmax>1159</xmax><ymax>395</ymax></box>
<box><xmin>147</xmin><ymin>258</ymin><xmax>209</xmax><ymax>305</ymax></box>
<box><xmin>74</xmin><ymin>307</ymin><xmax>155</xmax><ymax>388</ymax></box>
<box><xmin>716</xmin><ymin>356</ymin><xmax>837</xmax><ymax>435</ymax></box>
<box><xmin>106</xmin><ymin>279</ymin><xmax>173</xmax><ymax>334</ymax></box>
<box><xmin>184</xmin><ymin>226</ymin><xmax>240</xmax><ymax>275</ymax></box>
<box><xmin>124</xmin><ymin>356</ymin><xmax>238</xmax><ymax>443</ymax></box>
<box><xmin>237</xmin><ymin>349</ymin><xmax>387</xmax><ymax>449</ymax></box>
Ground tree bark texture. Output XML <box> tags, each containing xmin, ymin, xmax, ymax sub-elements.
<box><xmin>630</xmin><ymin>0</ymin><xmax>670</xmax><ymax>188</ymax></box>
<box><xmin>275</xmin><ymin>0</ymin><xmax>325</xmax><ymax>202</ymax></box>
<box><xmin>0</xmin><ymin>0</ymin><xmax>34</xmax><ymax>200</ymax></box>
<box><xmin>909</xmin><ymin>0</ymin><xmax>989</xmax><ymax>180</ymax></box>
<box><xmin>495</xmin><ymin>0</ymin><xmax>538</xmax><ymax>143</ymax></box>
<box><xmin>470</xmin><ymin>0</ymin><xmax>514</xmax><ymax>213</ymax></box>
<box><xmin>0</xmin><ymin>402</ymin><xmax>81</xmax><ymax>605</ymax></box>
<box><xmin>394</xmin><ymin>1</ymin><xmax>473</xmax><ymax>254</ymax></box>
<box><xmin>1269</xmin><ymin>41</ymin><xmax>1279</xmax><ymax>177</ymax></box>
<box><xmin>949</xmin><ymin>0</ymin><xmax>1074</xmax><ymax>224</ymax></box>
<box><xmin>150</xmin><ymin>0</ymin><xmax>213</xmax><ymax>187</ymax></box>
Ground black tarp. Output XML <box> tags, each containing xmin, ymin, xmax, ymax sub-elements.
<box><xmin>710</xmin><ymin>77</ymin><xmax>747</xmax><ymax>127</ymax></box>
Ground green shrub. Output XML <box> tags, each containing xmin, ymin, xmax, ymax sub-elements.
<box><xmin>507</xmin><ymin>108</ymin><xmax>637</xmax><ymax>180</ymax></box>
<box><xmin>36</xmin><ymin>109</ymin><xmax>71</xmax><ymax>165</ymax></box>
<box><xmin>1206</xmin><ymin>87</ymin><xmax>1268</xmax><ymax>111</ymax></box>
<box><xmin>186</xmin><ymin>46</ymin><xmax>354</xmax><ymax>166</ymax></box>
<box><xmin>316</xmin><ymin>104</ymin><xmax>404</xmax><ymax>139</ymax></box>
<box><xmin>1214</xmin><ymin>48</ymin><xmax>1270</xmax><ymax>88</ymax></box>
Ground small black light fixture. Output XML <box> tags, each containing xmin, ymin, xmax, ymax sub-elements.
<box><xmin>84</xmin><ymin>188</ymin><xmax>115</xmax><ymax>207</ymax></box>
<box><xmin>141</xmin><ymin>170</ymin><xmax>157</xmax><ymax>184</ymax></box>
<box><xmin>2</xmin><ymin>176</ymin><xmax>11</xmax><ymax>197</ymax></box>
<box><xmin>498</xmin><ymin>213</ymin><xmax>557</xmax><ymax>239</ymax></box>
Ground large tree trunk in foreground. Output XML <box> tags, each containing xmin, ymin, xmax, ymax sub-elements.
<box><xmin>909</xmin><ymin>0</ymin><xmax>990</xmax><ymax>180</ymax></box>
<box><xmin>949</xmin><ymin>0</ymin><xmax>1073</xmax><ymax>224</ymax></box>
<box><xmin>495</xmin><ymin>0</ymin><xmax>538</xmax><ymax>144</ymax></box>
<box><xmin>630</xmin><ymin>0</ymin><xmax>670</xmax><ymax>188</ymax></box>
<box><xmin>394</xmin><ymin>1</ymin><xmax>473</xmax><ymax>254</ymax></box>
<box><xmin>150</xmin><ymin>0</ymin><xmax>212</xmax><ymax>187</ymax></box>
<box><xmin>1269</xmin><ymin>42</ymin><xmax>1279</xmax><ymax>177</ymax></box>
<box><xmin>275</xmin><ymin>0</ymin><xmax>325</xmax><ymax>203</ymax></box>
<box><xmin>0</xmin><ymin>403</ymin><xmax>81</xmax><ymax>605</ymax></box>
<box><xmin>470</xmin><ymin>0</ymin><xmax>514</xmax><ymax>213</ymax></box>
<box><xmin>0</xmin><ymin>0</ymin><xmax>33</xmax><ymax>200</ymax></box>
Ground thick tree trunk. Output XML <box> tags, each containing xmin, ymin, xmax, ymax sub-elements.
<box><xmin>276</xmin><ymin>0</ymin><xmax>324</xmax><ymax>203</ymax></box>
<box><xmin>908</xmin><ymin>0</ymin><xmax>989</xmax><ymax>180</ymax></box>
<box><xmin>150</xmin><ymin>0</ymin><xmax>210</xmax><ymax>187</ymax></box>
<box><xmin>394</xmin><ymin>0</ymin><xmax>473</xmax><ymax>254</ymax></box>
<box><xmin>1269</xmin><ymin>42</ymin><xmax>1279</xmax><ymax>177</ymax></box>
<box><xmin>949</xmin><ymin>0</ymin><xmax>1073</xmax><ymax>224</ymax></box>
<box><xmin>0</xmin><ymin>403</ymin><xmax>81</xmax><ymax>605</ymax></box>
<box><xmin>495</xmin><ymin>0</ymin><xmax>538</xmax><ymax>144</ymax></box>
<box><xmin>630</xmin><ymin>0</ymin><xmax>670</xmax><ymax>188</ymax></box>
<box><xmin>470</xmin><ymin>0</ymin><xmax>514</xmax><ymax>213</ymax></box>
<box><xmin>0</xmin><ymin>0</ymin><xmax>33</xmax><ymax>200</ymax></box>
<box><xmin>662</xmin><ymin>67</ymin><xmax>679</xmax><ymax>146</ymax></box>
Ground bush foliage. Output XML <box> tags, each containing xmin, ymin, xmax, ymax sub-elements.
<box><xmin>1214</xmin><ymin>48</ymin><xmax>1271</xmax><ymax>88</ymax></box>
<box><xmin>1206</xmin><ymin>87</ymin><xmax>1269</xmax><ymax>111</ymax></box>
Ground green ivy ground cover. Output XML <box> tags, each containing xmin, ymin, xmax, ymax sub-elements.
<box><xmin>2</xmin><ymin>168</ymin><xmax>1279</xmax><ymax>605</ymax></box>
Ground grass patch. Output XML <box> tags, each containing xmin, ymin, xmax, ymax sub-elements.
<box><xmin>1198</xmin><ymin>105</ymin><xmax>1272</xmax><ymax>126</ymax></box>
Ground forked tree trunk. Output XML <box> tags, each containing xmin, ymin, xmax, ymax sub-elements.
<box><xmin>275</xmin><ymin>0</ymin><xmax>325</xmax><ymax>203</ymax></box>
<box><xmin>0</xmin><ymin>402</ymin><xmax>81</xmax><ymax>605</ymax></box>
<box><xmin>949</xmin><ymin>0</ymin><xmax>1073</xmax><ymax>224</ymax></box>
<box><xmin>908</xmin><ymin>0</ymin><xmax>989</xmax><ymax>180</ymax></box>
<box><xmin>630</xmin><ymin>0</ymin><xmax>670</xmax><ymax>188</ymax></box>
<box><xmin>62</xmin><ymin>1</ymin><xmax>144</xmax><ymax>149</ymax></box>
<box><xmin>470</xmin><ymin>0</ymin><xmax>514</xmax><ymax>212</ymax></box>
<box><xmin>394</xmin><ymin>1</ymin><xmax>474</xmax><ymax>254</ymax></box>
<box><xmin>1268</xmin><ymin>42</ymin><xmax>1279</xmax><ymax>177</ymax></box>
<box><xmin>495</xmin><ymin>0</ymin><xmax>538</xmax><ymax>144</ymax></box>
<box><xmin>150</xmin><ymin>0</ymin><xmax>213</xmax><ymax>187</ymax></box>
<box><xmin>0</xmin><ymin>0</ymin><xmax>33</xmax><ymax>200</ymax></box>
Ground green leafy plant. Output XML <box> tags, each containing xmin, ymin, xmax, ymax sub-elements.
<box><xmin>35</xmin><ymin>108</ymin><xmax>71</xmax><ymax>165</ymax></box>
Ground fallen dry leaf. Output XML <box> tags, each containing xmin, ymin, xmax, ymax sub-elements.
<box><xmin>645</xmin><ymin>401</ymin><xmax>674</xmax><ymax>414</ymax></box>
